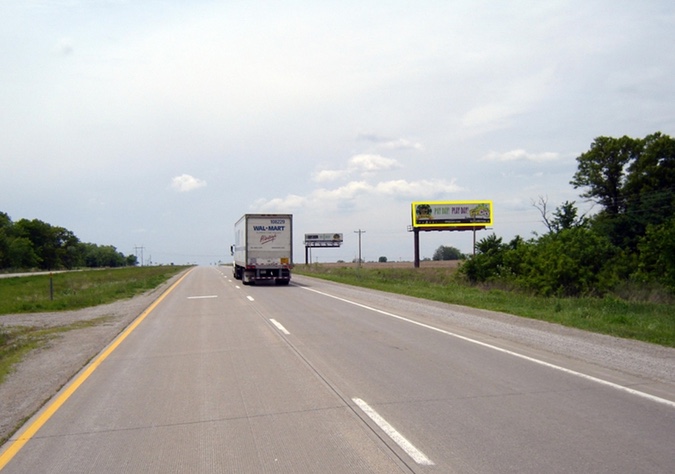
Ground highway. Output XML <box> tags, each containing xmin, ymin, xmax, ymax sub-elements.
<box><xmin>1</xmin><ymin>266</ymin><xmax>674</xmax><ymax>473</ymax></box>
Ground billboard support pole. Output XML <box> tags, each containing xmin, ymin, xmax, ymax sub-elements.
<box><xmin>473</xmin><ymin>227</ymin><xmax>477</xmax><ymax>256</ymax></box>
<box><xmin>413</xmin><ymin>228</ymin><xmax>420</xmax><ymax>268</ymax></box>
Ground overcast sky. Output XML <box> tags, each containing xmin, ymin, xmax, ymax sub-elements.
<box><xmin>2</xmin><ymin>1</ymin><xmax>674</xmax><ymax>265</ymax></box>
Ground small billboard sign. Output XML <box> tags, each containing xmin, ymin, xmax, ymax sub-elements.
<box><xmin>304</xmin><ymin>233</ymin><xmax>343</xmax><ymax>247</ymax></box>
<box><xmin>412</xmin><ymin>201</ymin><xmax>493</xmax><ymax>228</ymax></box>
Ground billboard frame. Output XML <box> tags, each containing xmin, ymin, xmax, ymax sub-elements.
<box><xmin>304</xmin><ymin>233</ymin><xmax>343</xmax><ymax>248</ymax></box>
<box><xmin>411</xmin><ymin>200</ymin><xmax>493</xmax><ymax>229</ymax></box>
<box><xmin>304</xmin><ymin>233</ymin><xmax>343</xmax><ymax>264</ymax></box>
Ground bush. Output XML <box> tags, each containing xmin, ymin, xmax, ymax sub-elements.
<box><xmin>635</xmin><ymin>218</ymin><xmax>675</xmax><ymax>292</ymax></box>
<box><xmin>517</xmin><ymin>229</ymin><xmax>620</xmax><ymax>296</ymax></box>
<box><xmin>460</xmin><ymin>230</ymin><xmax>622</xmax><ymax>297</ymax></box>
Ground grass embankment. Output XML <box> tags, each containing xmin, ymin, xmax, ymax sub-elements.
<box><xmin>294</xmin><ymin>263</ymin><xmax>675</xmax><ymax>348</ymax></box>
<box><xmin>0</xmin><ymin>266</ymin><xmax>190</xmax><ymax>383</ymax></box>
<box><xmin>0</xmin><ymin>266</ymin><xmax>189</xmax><ymax>314</ymax></box>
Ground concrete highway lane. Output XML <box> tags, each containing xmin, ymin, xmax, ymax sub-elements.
<box><xmin>2</xmin><ymin>266</ymin><xmax>674</xmax><ymax>472</ymax></box>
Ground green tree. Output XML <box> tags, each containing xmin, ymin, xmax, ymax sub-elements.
<box><xmin>460</xmin><ymin>234</ymin><xmax>507</xmax><ymax>282</ymax></box>
<box><xmin>0</xmin><ymin>212</ymin><xmax>12</xmax><ymax>268</ymax></box>
<box><xmin>534</xmin><ymin>197</ymin><xmax>588</xmax><ymax>234</ymax></box>
<box><xmin>12</xmin><ymin>219</ymin><xmax>82</xmax><ymax>269</ymax></box>
<box><xmin>571</xmin><ymin>133</ymin><xmax>675</xmax><ymax>250</ymax></box>
<box><xmin>623</xmin><ymin>132</ymin><xmax>675</xmax><ymax>240</ymax></box>
<box><xmin>0</xmin><ymin>211</ymin><xmax>137</xmax><ymax>270</ymax></box>
<box><xmin>636</xmin><ymin>218</ymin><xmax>675</xmax><ymax>291</ymax></box>
<box><xmin>7</xmin><ymin>237</ymin><xmax>40</xmax><ymax>269</ymax></box>
<box><xmin>432</xmin><ymin>245</ymin><xmax>463</xmax><ymax>261</ymax></box>
<box><xmin>13</xmin><ymin>219</ymin><xmax>58</xmax><ymax>269</ymax></box>
<box><xmin>551</xmin><ymin>201</ymin><xmax>587</xmax><ymax>233</ymax></box>
<box><xmin>83</xmin><ymin>242</ymin><xmax>133</xmax><ymax>268</ymax></box>
<box><xmin>571</xmin><ymin>135</ymin><xmax>642</xmax><ymax>216</ymax></box>
<box><xmin>55</xmin><ymin>228</ymin><xmax>82</xmax><ymax>269</ymax></box>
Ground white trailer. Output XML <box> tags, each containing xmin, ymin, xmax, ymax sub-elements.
<box><xmin>231</xmin><ymin>214</ymin><xmax>293</xmax><ymax>285</ymax></box>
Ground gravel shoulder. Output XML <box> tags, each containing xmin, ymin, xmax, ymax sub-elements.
<box><xmin>0</xmin><ymin>272</ymin><xmax>185</xmax><ymax>443</ymax></box>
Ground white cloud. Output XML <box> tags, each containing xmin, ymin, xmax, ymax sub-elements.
<box><xmin>253</xmin><ymin>194</ymin><xmax>307</xmax><ymax>212</ymax></box>
<box><xmin>313</xmin><ymin>169</ymin><xmax>351</xmax><ymax>183</ymax></box>
<box><xmin>313</xmin><ymin>154</ymin><xmax>402</xmax><ymax>182</ymax></box>
<box><xmin>314</xmin><ymin>181</ymin><xmax>373</xmax><ymax>201</ymax></box>
<box><xmin>482</xmin><ymin>149</ymin><xmax>560</xmax><ymax>162</ymax></box>
<box><xmin>348</xmin><ymin>154</ymin><xmax>401</xmax><ymax>173</ymax></box>
<box><xmin>374</xmin><ymin>179</ymin><xmax>463</xmax><ymax>197</ymax></box>
<box><xmin>357</xmin><ymin>133</ymin><xmax>424</xmax><ymax>151</ymax></box>
<box><xmin>379</xmin><ymin>138</ymin><xmax>424</xmax><ymax>151</ymax></box>
<box><xmin>254</xmin><ymin>178</ymin><xmax>463</xmax><ymax>213</ymax></box>
<box><xmin>170</xmin><ymin>174</ymin><xmax>207</xmax><ymax>192</ymax></box>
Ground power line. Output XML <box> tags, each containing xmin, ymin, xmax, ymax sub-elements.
<box><xmin>134</xmin><ymin>245</ymin><xmax>144</xmax><ymax>267</ymax></box>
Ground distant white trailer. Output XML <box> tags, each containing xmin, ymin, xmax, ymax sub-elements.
<box><xmin>231</xmin><ymin>214</ymin><xmax>293</xmax><ymax>285</ymax></box>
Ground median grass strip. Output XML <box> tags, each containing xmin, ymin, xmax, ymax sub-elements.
<box><xmin>294</xmin><ymin>264</ymin><xmax>675</xmax><ymax>348</ymax></box>
<box><xmin>0</xmin><ymin>266</ymin><xmax>189</xmax><ymax>315</ymax></box>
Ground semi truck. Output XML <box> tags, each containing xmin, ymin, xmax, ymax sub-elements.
<box><xmin>231</xmin><ymin>214</ymin><xmax>293</xmax><ymax>285</ymax></box>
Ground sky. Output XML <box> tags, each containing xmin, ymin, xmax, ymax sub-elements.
<box><xmin>2</xmin><ymin>1</ymin><xmax>674</xmax><ymax>265</ymax></box>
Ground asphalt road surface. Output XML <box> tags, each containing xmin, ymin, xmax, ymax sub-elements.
<box><xmin>1</xmin><ymin>266</ymin><xmax>674</xmax><ymax>473</ymax></box>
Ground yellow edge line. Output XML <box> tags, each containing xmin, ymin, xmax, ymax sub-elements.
<box><xmin>0</xmin><ymin>268</ymin><xmax>193</xmax><ymax>470</ymax></box>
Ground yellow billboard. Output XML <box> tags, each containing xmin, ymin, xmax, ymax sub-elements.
<box><xmin>412</xmin><ymin>201</ymin><xmax>493</xmax><ymax>228</ymax></box>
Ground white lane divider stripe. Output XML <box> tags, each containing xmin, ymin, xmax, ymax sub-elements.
<box><xmin>187</xmin><ymin>295</ymin><xmax>218</xmax><ymax>299</ymax></box>
<box><xmin>246</xmin><ymin>295</ymin><xmax>254</xmax><ymax>301</ymax></box>
<box><xmin>304</xmin><ymin>287</ymin><xmax>675</xmax><ymax>409</ymax></box>
<box><xmin>353</xmin><ymin>398</ymin><xmax>434</xmax><ymax>466</ymax></box>
<box><xmin>270</xmin><ymin>319</ymin><xmax>290</xmax><ymax>335</ymax></box>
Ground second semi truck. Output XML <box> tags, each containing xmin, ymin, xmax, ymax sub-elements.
<box><xmin>231</xmin><ymin>214</ymin><xmax>293</xmax><ymax>285</ymax></box>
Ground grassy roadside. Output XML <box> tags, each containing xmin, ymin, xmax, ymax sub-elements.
<box><xmin>0</xmin><ymin>266</ymin><xmax>190</xmax><ymax>315</ymax></box>
<box><xmin>294</xmin><ymin>264</ymin><xmax>675</xmax><ymax>348</ymax></box>
<box><xmin>0</xmin><ymin>266</ymin><xmax>190</xmax><ymax>383</ymax></box>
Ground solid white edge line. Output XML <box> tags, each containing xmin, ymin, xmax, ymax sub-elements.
<box><xmin>303</xmin><ymin>287</ymin><xmax>675</xmax><ymax>409</ymax></box>
<box><xmin>270</xmin><ymin>319</ymin><xmax>291</xmax><ymax>335</ymax></box>
<box><xmin>353</xmin><ymin>398</ymin><xmax>434</xmax><ymax>466</ymax></box>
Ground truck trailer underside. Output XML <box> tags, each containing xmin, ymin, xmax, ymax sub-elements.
<box><xmin>233</xmin><ymin>264</ymin><xmax>291</xmax><ymax>285</ymax></box>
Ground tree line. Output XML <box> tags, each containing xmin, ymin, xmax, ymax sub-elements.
<box><xmin>460</xmin><ymin>132</ymin><xmax>675</xmax><ymax>297</ymax></box>
<box><xmin>0</xmin><ymin>213</ymin><xmax>137</xmax><ymax>270</ymax></box>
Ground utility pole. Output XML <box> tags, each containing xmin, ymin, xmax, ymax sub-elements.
<box><xmin>354</xmin><ymin>229</ymin><xmax>365</xmax><ymax>267</ymax></box>
<box><xmin>134</xmin><ymin>245</ymin><xmax>145</xmax><ymax>267</ymax></box>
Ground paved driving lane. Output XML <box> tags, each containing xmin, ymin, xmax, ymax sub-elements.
<box><xmin>2</xmin><ymin>266</ymin><xmax>674</xmax><ymax>473</ymax></box>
